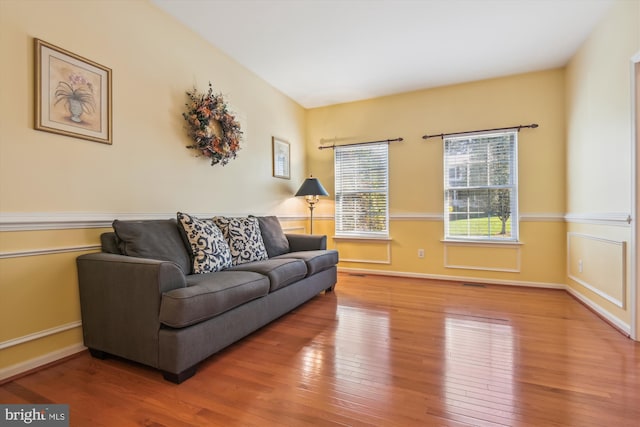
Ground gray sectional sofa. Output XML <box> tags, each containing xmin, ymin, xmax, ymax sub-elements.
<box><xmin>76</xmin><ymin>214</ymin><xmax>338</xmax><ymax>383</ymax></box>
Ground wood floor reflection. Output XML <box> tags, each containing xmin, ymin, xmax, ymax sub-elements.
<box><xmin>2</xmin><ymin>273</ymin><xmax>639</xmax><ymax>426</ymax></box>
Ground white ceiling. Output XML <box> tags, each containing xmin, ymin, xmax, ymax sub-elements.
<box><xmin>152</xmin><ymin>0</ymin><xmax>614</xmax><ymax>108</ymax></box>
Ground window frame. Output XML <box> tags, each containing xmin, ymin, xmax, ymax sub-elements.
<box><xmin>443</xmin><ymin>130</ymin><xmax>519</xmax><ymax>242</ymax></box>
<box><xmin>334</xmin><ymin>142</ymin><xmax>389</xmax><ymax>238</ymax></box>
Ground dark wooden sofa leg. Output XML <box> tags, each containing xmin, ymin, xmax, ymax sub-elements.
<box><xmin>88</xmin><ymin>348</ymin><xmax>109</xmax><ymax>359</ymax></box>
<box><xmin>325</xmin><ymin>285</ymin><xmax>335</xmax><ymax>293</ymax></box>
<box><xmin>162</xmin><ymin>365</ymin><xmax>197</xmax><ymax>384</ymax></box>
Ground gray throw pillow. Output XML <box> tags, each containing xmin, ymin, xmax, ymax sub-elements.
<box><xmin>177</xmin><ymin>212</ymin><xmax>232</xmax><ymax>274</ymax></box>
<box><xmin>213</xmin><ymin>216</ymin><xmax>269</xmax><ymax>265</ymax></box>
<box><xmin>253</xmin><ymin>215</ymin><xmax>290</xmax><ymax>257</ymax></box>
<box><xmin>112</xmin><ymin>219</ymin><xmax>191</xmax><ymax>274</ymax></box>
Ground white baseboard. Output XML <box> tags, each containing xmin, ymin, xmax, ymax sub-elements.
<box><xmin>338</xmin><ymin>266</ymin><xmax>566</xmax><ymax>289</ymax></box>
<box><xmin>564</xmin><ymin>285</ymin><xmax>631</xmax><ymax>335</ymax></box>
<box><xmin>0</xmin><ymin>343</ymin><xmax>86</xmax><ymax>382</ymax></box>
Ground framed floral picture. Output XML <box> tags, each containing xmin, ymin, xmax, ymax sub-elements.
<box><xmin>272</xmin><ymin>136</ymin><xmax>290</xmax><ymax>179</ymax></box>
<box><xmin>34</xmin><ymin>38</ymin><xmax>112</xmax><ymax>144</ymax></box>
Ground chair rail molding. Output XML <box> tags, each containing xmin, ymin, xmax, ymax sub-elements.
<box><xmin>0</xmin><ymin>212</ymin><xmax>307</xmax><ymax>232</ymax></box>
<box><xmin>564</xmin><ymin>212</ymin><xmax>632</xmax><ymax>226</ymax></box>
<box><xmin>1</xmin><ymin>211</ymin><xmax>573</xmax><ymax>231</ymax></box>
<box><xmin>0</xmin><ymin>245</ymin><xmax>101</xmax><ymax>259</ymax></box>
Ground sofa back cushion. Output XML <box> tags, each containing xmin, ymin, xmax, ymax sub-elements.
<box><xmin>213</xmin><ymin>216</ymin><xmax>269</xmax><ymax>265</ymax></box>
<box><xmin>112</xmin><ymin>219</ymin><xmax>191</xmax><ymax>274</ymax></box>
<box><xmin>253</xmin><ymin>215</ymin><xmax>290</xmax><ymax>257</ymax></box>
<box><xmin>177</xmin><ymin>212</ymin><xmax>232</xmax><ymax>274</ymax></box>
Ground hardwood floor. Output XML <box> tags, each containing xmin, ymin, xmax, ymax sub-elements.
<box><xmin>2</xmin><ymin>273</ymin><xmax>639</xmax><ymax>426</ymax></box>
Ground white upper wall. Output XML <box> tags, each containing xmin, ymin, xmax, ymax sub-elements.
<box><xmin>565</xmin><ymin>0</ymin><xmax>640</xmax><ymax>216</ymax></box>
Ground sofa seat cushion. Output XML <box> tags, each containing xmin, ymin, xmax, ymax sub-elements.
<box><xmin>228</xmin><ymin>258</ymin><xmax>307</xmax><ymax>292</ymax></box>
<box><xmin>276</xmin><ymin>250</ymin><xmax>339</xmax><ymax>276</ymax></box>
<box><xmin>159</xmin><ymin>271</ymin><xmax>269</xmax><ymax>328</ymax></box>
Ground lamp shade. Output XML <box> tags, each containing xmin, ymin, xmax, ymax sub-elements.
<box><xmin>295</xmin><ymin>177</ymin><xmax>329</xmax><ymax>197</ymax></box>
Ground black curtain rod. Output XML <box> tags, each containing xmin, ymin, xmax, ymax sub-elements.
<box><xmin>318</xmin><ymin>137</ymin><xmax>403</xmax><ymax>150</ymax></box>
<box><xmin>422</xmin><ymin>123</ymin><xmax>538</xmax><ymax>140</ymax></box>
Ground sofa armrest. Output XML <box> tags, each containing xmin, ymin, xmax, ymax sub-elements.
<box><xmin>286</xmin><ymin>234</ymin><xmax>327</xmax><ymax>251</ymax></box>
<box><xmin>76</xmin><ymin>253</ymin><xmax>187</xmax><ymax>368</ymax></box>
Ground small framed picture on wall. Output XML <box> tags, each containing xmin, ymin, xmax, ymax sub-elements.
<box><xmin>272</xmin><ymin>136</ymin><xmax>290</xmax><ymax>179</ymax></box>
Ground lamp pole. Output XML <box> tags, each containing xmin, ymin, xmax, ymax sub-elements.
<box><xmin>306</xmin><ymin>195</ymin><xmax>319</xmax><ymax>234</ymax></box>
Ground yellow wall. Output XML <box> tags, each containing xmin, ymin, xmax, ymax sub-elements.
<box><xmin>0</xmin><ymin>0</ymin><xmax>309</xmax><ymax>378</ymax></box>
<box><xmin>306</xmin><ymin>70</ymin><xmax>567</xmax><ymax>287</ymax></box>
<box><xmin>565</xmin><ymin>0</ymin><xmax>639</xmax><ymax>331</ymax></box>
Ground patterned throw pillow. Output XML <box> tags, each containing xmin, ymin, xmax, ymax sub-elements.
<box><xmin>213</xmin><ymin>216</ymin><xmax>269</xmax><ymax>265</ymax></box>
<box><xmin>177</xmin><ymin>212</ymin><xmax>232</xmax><ymax>274</ymax></box>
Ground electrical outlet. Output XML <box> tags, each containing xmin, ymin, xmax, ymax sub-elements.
<box><xmin>578</xmin><ymin>259</ymin><xmax>583</xmax><ymax>273</ymax></box>
<box><xmin>418</xmin><ymin>249</ymin><xmax>425</xmax><ymax>258</ymax></box>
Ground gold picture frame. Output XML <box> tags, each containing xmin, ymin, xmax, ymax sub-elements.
<box><xmin>272</xmin><ymin>136</ymin><xmax>290</xmax><ymax>179</ymax></box>
<box><xmin>34</xmin><ymin>38</ymin><xmax>112</xmax><ymax>144</ymax></box>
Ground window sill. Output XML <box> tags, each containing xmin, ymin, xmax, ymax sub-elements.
<box><xmin>441</xmin><ymin>239</ymin><xmax>523</xmax><ymax>247</ymax></box>
<box><xmin>333</xmin><ymin>235</ymin><xmax>392</xmax><ymax>242</ymax></box>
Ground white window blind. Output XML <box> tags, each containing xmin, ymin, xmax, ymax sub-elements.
<box><xmin>335</xmin><ymin>143</ymin><xmax>389</xmax><ymax>237</ymax></box>
<box><xmin>444</xmin><ymin>131</ymin><xmax>518</xmax><ymax>241</ymax></box>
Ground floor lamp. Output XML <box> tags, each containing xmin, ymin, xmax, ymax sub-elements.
<box><xmin>295</xmin><ymin>176</ymin><xmax>329</xmax><ymax>234</ymax></box>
